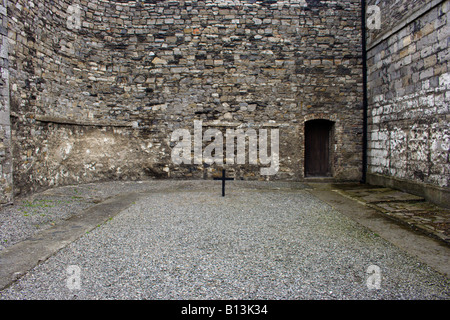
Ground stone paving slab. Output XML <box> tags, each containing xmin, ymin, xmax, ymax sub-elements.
<box><xmin>333</xmin><ymin>185</ymin><xmax>450</xmax><ymax>246</ymax></box>
<box><xmin>374</xmin><ymin>201</ymin><xmax>446</xmax><ymax>213</ymax></box>
<box><xmin>341</xmin><ymin>188</ymin><xmax>425</xmax><ymax>204</ymax></box>
<box><xmin>372</xmin><ymin>205</ymin><xmax>450</xmax><ymax>244</ymax></box>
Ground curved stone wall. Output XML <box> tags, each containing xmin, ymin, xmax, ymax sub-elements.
<box><xmin>6</xmin><ymin>0</ymin><xmax>364</xmax><ymax>196</ymax></box>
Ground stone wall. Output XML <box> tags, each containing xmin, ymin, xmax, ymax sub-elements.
<box><xmin>6</xmin><ymin>0</ymin><xmax>364</xmax><ymax>198</ymax></box>
<box><xmin>0</xmin><ymin>0</ymin><xmax>12</xmax><ymax>204</ymax></box>
<box><xmin>366</xmin><ymin>0</ymin><xmax>450</xmax><ymax>206</ymax></box>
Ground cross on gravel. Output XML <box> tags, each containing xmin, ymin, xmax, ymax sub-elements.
<box><xmin>213</xmin><ymin>169</ymin><xmax>234</xmax><ymax>197</ymax></box>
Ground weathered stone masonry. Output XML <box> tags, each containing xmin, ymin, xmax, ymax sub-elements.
<box><xmin>0</xmin><ymin>0</ymin><xmax>12</xmax><ymax>204</ymax></box>
<box><xmin>2</xmin><ymin>0</ymin><xmax>364</xmax><ymax>198</ymax></box>
<box><xmin>0</xmin><ymin>0</ymin><xmax>447</xmax><ymax>207</ymax></box>
<box><xmin>366</xmin><ymin>0</ymin><xmax>450</xmax><ymax>206</ymax></box>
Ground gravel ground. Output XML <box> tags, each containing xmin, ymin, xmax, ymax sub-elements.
<box><xmin>0</xmin><ymin>181</ymin><xmax>449</xmax><ymax>299</ymax></box>
<box><xmin>0</xmin><ymin>180</ymin><xmax>184</xmax><ymax>251</ymax></box>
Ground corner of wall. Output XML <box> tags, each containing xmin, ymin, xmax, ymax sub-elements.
<box><xmin>0</xmin><ymin>0</ymin><xmax>13</xmax><ymax>205</ymax></box>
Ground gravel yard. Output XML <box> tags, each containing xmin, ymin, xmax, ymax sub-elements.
<box><xmin>0</xmin><ymin>181</ymin><xmax>448</xmax><ymax>299</ymax></box>
<box><xmin>0</xmin><ymin>180</ymin><xmax>180</xmax><ymax>251</ymax></box>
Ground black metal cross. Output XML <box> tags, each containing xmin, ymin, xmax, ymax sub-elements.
<box><xmin>213</xmin><ymin>169</ymin><xmax>234</xmax><ymax>197</ymax></box>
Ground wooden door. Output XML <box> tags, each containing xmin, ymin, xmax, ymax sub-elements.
<box><xmin>305</xmin><ymin>120</ymin><xmax>332</xmax><ymax>177</ymax></box>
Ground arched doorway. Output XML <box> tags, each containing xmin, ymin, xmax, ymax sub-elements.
<box><xmin>304</xmin><ymin>119</ymin><xmax>334</xmax><ymax>177</ymax></box>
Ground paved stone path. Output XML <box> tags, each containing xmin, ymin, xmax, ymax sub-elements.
<box><xmin>333</xmin><ymin>185</ymin><xmax>450</xmax><ymax>245</ymax></box>
<box><xmin>0</xmin><ymin>181</ymin><xmax>449</xmax><ymax>299</ymax></box>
